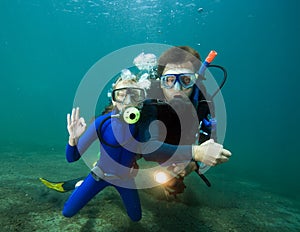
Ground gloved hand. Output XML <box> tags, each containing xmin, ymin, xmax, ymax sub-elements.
<box><xmin>192</xmin><ymin>139</ymin><xmax>231</xmax><ymax>166</ymax></box>
<box><xmin>172</xmin><ymin>161</ymin><xmax>198</xmax><ymax>177</ymax></box>
<box><xmin>67</xmin><ymin>107</ymin><xmax>86</xmax><ymax>146</ymax></box>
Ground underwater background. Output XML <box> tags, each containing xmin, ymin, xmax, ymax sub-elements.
<box><xmin>0</xmin><ymin>0</ymin><xmax>299</xmax><ymax>231</ymax></box>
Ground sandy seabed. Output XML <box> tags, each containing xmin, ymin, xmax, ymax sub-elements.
<box><xmin>0</xmin><ymin>150</ymin><xmax>299</xmax><ymax>232</ymax></box>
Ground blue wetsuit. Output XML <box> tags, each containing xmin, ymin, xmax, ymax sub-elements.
<box><xmin>63</xmin><ymin>110</ymin><xmax>141</xmax><ymax>221</ymax></box>
<box><xmin>63</xmin><ymin>98</ymin><xmax>205</xmax><ymax>220</ymax></box>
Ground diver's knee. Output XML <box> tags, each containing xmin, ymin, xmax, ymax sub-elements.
<box><xmin>128</xmin><ymin>212</ymin><xmax>142</xmax><ymax>222</ymax></box>
<box><xmin>62</xmin><ymin>208</ymin><xmax>75</xmax><ymax>218</ymax></box>
<box><xmin>130</xmin><ymin>215</ymin><xmax>141</xmax><ymax>222</ymax></box>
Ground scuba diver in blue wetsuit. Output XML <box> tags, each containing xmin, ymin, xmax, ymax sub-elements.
<box><xmin>40</xmin><ymin>46</ymin><xmax>232</xmax><ymax>201</ymax></box>
<box><xmin>61</xmin><ymin>71</ymin><xmax>151</xmax><ymax>221</ymax></box>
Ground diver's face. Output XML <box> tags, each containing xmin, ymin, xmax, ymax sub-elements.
<box><xmin>112</xmin><ymin>82</ymin><xmax>142</xmax><ymax>112</ymax></box>
<box><xmin>161</xmin><ymin>62</ymin><xmax>194</xmax><ymax>102</ymax></box>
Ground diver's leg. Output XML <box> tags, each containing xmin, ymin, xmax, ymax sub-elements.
<box><xmin>62</xmin><ymin>173</ymin><xmax>107</xmax><ymax>217</ymax></box>
<box><xmin>116</xmin><ymin>184</ymin><xmax>141</xmax><ymax>222</ymax></box>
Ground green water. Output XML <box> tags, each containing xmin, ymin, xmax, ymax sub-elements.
<box><xmin>0</xmin><ymin>0</ymin><xmax>299</xmax><ymax>201</ymax></box>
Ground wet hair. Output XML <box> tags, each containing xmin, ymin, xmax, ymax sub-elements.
<box><xmin>112</xmin><ymin>76</ymin><xmax>138</xmax><ymax>89</ymax></box>
<box><xmin>157</xmin><ymin>46</ymin><xmax>202</xmax><ymax>78</ymax></box>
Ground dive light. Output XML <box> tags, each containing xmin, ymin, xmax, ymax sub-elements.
<box><xmin>154</xmin><ymin>171</ymin><xmax>169</xmax><ymax>184</ymax></box>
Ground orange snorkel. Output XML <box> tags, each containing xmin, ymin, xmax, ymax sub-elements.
<box><xmin>198</xmin><ymin>50</ymin><xmax>218</xmax><ymax>75</ymax></box>
<box><xmin>197</xmin><ymin>50</ymin><xmax>227</xmax><ymax>99</ymax></box>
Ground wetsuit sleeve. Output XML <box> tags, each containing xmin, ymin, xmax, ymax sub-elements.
<box><xmin>65</xmin><ymin>119</ymin><xmax>100</xmax><ymax>163</ymax></box>
<box><xmin>138</xmin><ymin>103</ymin><xmax>193</xmax><ymax>163</ymax></box>
<box><xmin>66</xmin><ymin>144</ymin><xmax>80</xmax><ymax>162</ymax></box>
<box><xmin>140</xmin><ymin>121</ymin><xmax>193</xmax><ymax>163</ymax></box>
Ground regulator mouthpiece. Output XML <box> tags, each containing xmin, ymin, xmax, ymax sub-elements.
<box><xmin>122</xmin><ymin>107</ymin><xmax>140</xmax><ymax>124</ymax></box>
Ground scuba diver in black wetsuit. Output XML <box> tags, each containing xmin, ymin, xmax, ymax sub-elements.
<box><xmin>137</xmin><ymin>46</ymin><xmax>228</xmax><ymax>198</ymax></box>
<box><xmin>40</xmin><ymin>46</ymin><xmax>231</xmax><ymax>200</ymax></box>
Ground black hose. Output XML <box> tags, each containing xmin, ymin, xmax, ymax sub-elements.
<box><xmin>195</xmin><ymin>162</ymin><xmax>212</xmax><ymax>187</ymax></box>
<box><xmin>197</xmin><ymin>172</ymin><xmax>211</xmax><ymax>187</ymax></box>
<box><xmin>207</xmin><ymin>64</ymin><xmax>227</xmax><ymax>99</ymax></box>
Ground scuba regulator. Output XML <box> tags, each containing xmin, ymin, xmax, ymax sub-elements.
<box><xmin>122</xmin><ymin>106</ymin><xmax>141</xmax><ymax>124</ymax></box>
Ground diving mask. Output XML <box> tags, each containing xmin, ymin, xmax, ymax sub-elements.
<box><xmin>160</xmin><ymin>73</ymin><xmax>197</xmax><ymax>89</ymax></box>
<box><xmin>112</xmin><ymin>87</ymin><xmax>146</xmax><ymax>104</ymax></box>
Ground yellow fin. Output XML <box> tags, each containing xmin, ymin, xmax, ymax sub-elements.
<box><xmin>39</xmin><ymin>177</ymin><xmax>66</xmax><ymax>193</ymax></box>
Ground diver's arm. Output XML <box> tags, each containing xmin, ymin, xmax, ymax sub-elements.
<box><xmin>142</xmin><ymin>142</ymin><xmax>192</xmax><ymax>163</ymax></box>
<box><xmin>141</xmin><ymin>132</ymin><xmax>231</xmax><ymax>166</ymax></box>
<box><xmin>65</xmin><ymin>115</ymin><xmax>100</xmax><ymax>163</ymax></box>
<box><xmin>65</xmin><ymin>144</ymin><xmax>81</xmax><ymax>162</ymax></box>
<box><xmin>138</xmin><ymin>108</ymin><xmax>231</xmax><ymax>166</ymax></box>
<box><xmin>140</xmin><ymin>121</ymin><xmax>193</xmax><ymax>163</ymax></box>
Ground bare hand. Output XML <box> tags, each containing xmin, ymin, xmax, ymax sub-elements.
<box><xmin>67</xmin><ymin>107</ymin><xmax>86</xmax><ymax>145</ymax></box>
